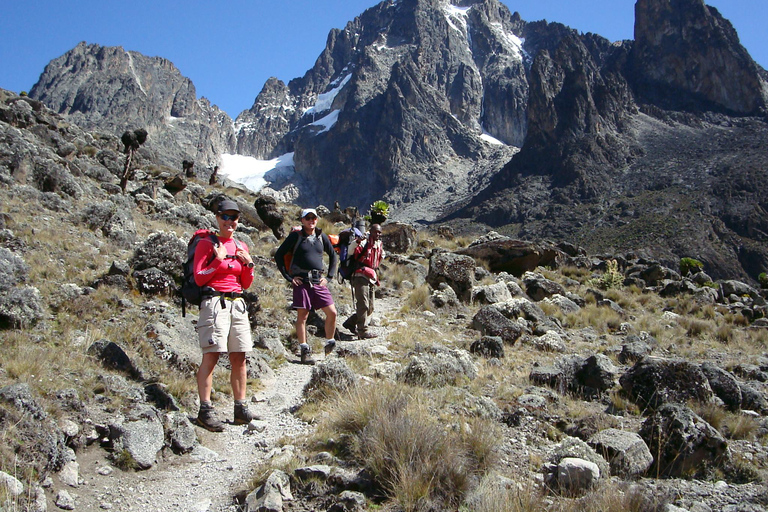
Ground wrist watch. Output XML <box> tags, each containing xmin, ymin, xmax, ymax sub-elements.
<box><xmin>247</xmin><ymin>262</ymin><xmax>255</xmax><ymax>268</ymax></box>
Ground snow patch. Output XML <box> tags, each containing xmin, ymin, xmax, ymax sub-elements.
<box><xmin>444</xmin><ymin>4</ymin><xmax>471</xmax><ymax>34</ymax></box>
<box><xmin>127</xmin><ymin>52</ymin><xmax>147</xmax><ymax>96</ymax></box>
<box><xmin>480</xmin><ymin>131</ymin><xmax>505</xmax><ymax>145</ymax></box>
<box><xmin>490</xmin><ymin>22</ymin><xmax>527</xmax><ymax>61</ymax></box>
<box><xmin>218</xmin><ymin>153</ymin><xmax>294</xmax><ymax>192</ymax></box>
<box><xmin>310</xmin><ymin>109</ymin><xmax>340</xmax><ymax>134</ymax></box>
<box><xmin>303</xmin><ymin>73</ymin><xmax>352</xmax><ymax>116</ymax></box>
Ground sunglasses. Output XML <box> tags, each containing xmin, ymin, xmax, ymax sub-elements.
<box><xmin>303</xmin><ymin>216</ymin><xmax>317</xmax><ymax>221</ymax></box>
<box><xmin>219</xmin><ymin>213</ymin><xmax>240</xmax><ymax>221</ymax></box>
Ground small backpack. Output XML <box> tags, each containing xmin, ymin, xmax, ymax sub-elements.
<box><xmin>180</xmin><ymin>229</ymin><xmax>245</xmax><ymax>317</ymax></box>
<box><xmin>335</xmin><ymin>227</ymin><xmax>363</xmax><ymax>283</ymax></box>
<box><xmin>181</xmin><ymin>229</ymin><xmax>218</xmax><ymax>317</ymax></box>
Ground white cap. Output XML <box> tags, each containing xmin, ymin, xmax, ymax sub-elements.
<box><xmin>301</xmin><ymin>208</ymin><xmax>318</xmax><ymax>218</ymax></box>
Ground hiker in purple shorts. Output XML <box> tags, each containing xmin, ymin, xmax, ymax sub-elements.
<box><xmin>274</xmin><ymin>208</ymin><xmax>339</xmax><ymax>362</ymax></box>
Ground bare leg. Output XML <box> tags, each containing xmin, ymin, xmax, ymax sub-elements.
<box><xmin>197</xmin><ymin>352</ymin><xmax>221</xmax><ymax>402</ymax></box>
<box><xmin>229</xmin><ymin>352</ymin><xmax>247</xmax><ymax>401</ymax></box>
<box><xmin>296</xmin><ymin>308</ymin><xmax>309</xmax><ymax>345</ymax></box>
<box><xmin>321</xmin><ymin>303</ymin><xmax>337</xmax><ymax>339</ymax></box>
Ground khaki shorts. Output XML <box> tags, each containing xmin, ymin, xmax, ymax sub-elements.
<box><xmin>197</xmin><ymin>297</ymin><xmax>252</xmax><ymax>354</ymax></box>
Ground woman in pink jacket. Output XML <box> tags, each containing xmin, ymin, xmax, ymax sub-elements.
<box><xmin>193</xmin><ymin>199</ymin><xmax>258</xmax><ymax>432</ymax></box>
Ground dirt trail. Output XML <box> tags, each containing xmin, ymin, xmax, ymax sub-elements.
<box><xmin>62</xmin><ymin>296</ymin><xmax>399</xmax><ymax>511</ymax></box>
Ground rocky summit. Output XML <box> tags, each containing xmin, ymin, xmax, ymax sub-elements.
<box><xmin>26</xmin><ymin>0</ymin><xmax>768</xmax><ymax>283</ymax></box>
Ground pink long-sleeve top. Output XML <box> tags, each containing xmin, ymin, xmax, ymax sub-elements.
<box><xmin>193</xmin><ymin>236</ymin><xmax>254</xmax><ymax>292</ymax></box>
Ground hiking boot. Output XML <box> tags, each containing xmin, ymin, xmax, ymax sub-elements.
<box><xmin>342</xmin><ymin>316</ymin><xmax>357</xmax><ymax>333</ymax></box>
<box><xmin>324</xmin><ymin>340</ymin><xmax>336</xmax><ymax>356</ymax></box>
<box><xmin>357</xmin><ymin>331</ymin><xmax>377</xmax><ymax>340</ymax></box>
<box><xmin>300</xmin><ymin>343</ymin><xmax>315</xmax><ymax>364</ymax></box>
<box><xmin>197</xmin><ymin>407</ymin><xmax>225</xmax><ymax>432</ymax></box>
<box><xmin>233</xmin><ymin>403</ymin><xmax>262</xmax><ymax>424</ymax></box>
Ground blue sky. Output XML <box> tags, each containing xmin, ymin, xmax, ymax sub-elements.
<box><xmin>1</xmin><ymin>0</ymin><xmax>765</xmax><ymax>118</ymax></box>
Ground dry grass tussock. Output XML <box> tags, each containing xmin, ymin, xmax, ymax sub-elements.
<box><xmin>312</xmin><ymin>381</ymin><xmax>502</xmax><ymax>511</ymax></box>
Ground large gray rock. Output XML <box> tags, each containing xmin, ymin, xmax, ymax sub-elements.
<box><xmin>303</xmin><ymin>359</ymin><xmax>357</xmax><ymax>399</ymax></box>
<box><xmin>427</xmin><ymin>252</ymin><xmax>476</xmax><ymax>302</ymax></box>
<box><xmin>398</xmin><ymin>345</ymin><xmax>477</xmax><ymax>388</ymax></box>
<box><xmin>700</xmin><ymin>362</ymin><xmax>742</xmax><ymax>412</ymax></box>
<box><xmin>619</xmin><ymin>357</ymin><xmax>715</xmax><ymax>410</ymax></box>
<box><xmin>108</xmin><ymin>405</ymin><xmax>166</xmax><ymax>470</ymax></box>
<box><xmin>457</xmin><ymin>238</ymin><xmax>563</xmax><ymax>276</ymax></box>
<box><xmin>380</xmin><ymin>222</ymin><xmax>418</xmax><ymax>254</ymax></box>
<box><xmin>587</xmin><ymin>428</ymin><xmax>653</xmax><ymax>478</ymax></box>
<box><xmin>522</xmin><ymin>271</ymin><xmax>566</xmax><ymax>301</ymax></box>
<box><xmin>470</xmin><ymin>281</ymin><xmax>513</xmax><ymax>305</ymax></box>
<box><xmin>245</xmin><ymin>470</ymin><xmax>292</xmax><ymax>512</ymax></box>
<box><xmin>639</xmin><ymin>403</ymin><xmax>729</xmax><ymax>478</ymax></box>
<box><xmin>130</xmin><ymin>232</ymin><xmax>186</xmax><ymax>279</ymax></box>
<box><xmin>0</xmin><ymin>383</ymin><xmax>68</xmax><ymax>475</ymax></box>
<box><xmin>471</xmin><ymin>305</ymin><xmax>525</xmax><ymax>345</ymax></box>
<box><xmin>0</xmin><ymin>285</ymin><xmax>45</xmax><ymax>329</ymax></box>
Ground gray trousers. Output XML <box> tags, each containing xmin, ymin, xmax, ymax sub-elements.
<box><xmin>351</xmin><ymin>275</ymin><xmax>375</xmax><ymax>333</ymax></box>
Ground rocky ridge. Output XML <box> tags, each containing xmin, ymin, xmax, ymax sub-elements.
<box><xmin>24</xmin><ymin>0</ymin><xmax>768</xmax><ymax>286</ymax></box>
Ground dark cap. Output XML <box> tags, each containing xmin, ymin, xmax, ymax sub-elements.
<box><xmin>217</xmin><ymin>199</ymin><xmax>240</xmax><ymax>213</ymax></box>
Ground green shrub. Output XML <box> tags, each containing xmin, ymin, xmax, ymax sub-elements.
<box><xmin>602</xmin><ymin>259</ymin><xmax>623</xmax><ymax>289</ymax></box>
<box><xmin>680</xmin><ymin>257</ymin><xmax>704</xmax><ymax>276</ymax></box>
<box><xmin>759</xmin><ymin>272</ymin><xmax>768</xmax><ymax>289</ymax></box>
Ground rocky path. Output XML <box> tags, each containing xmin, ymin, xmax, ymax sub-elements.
<box><xmin>65</xmin><ymin>297</ymin><xmax>399</xmax><ymax>511</ymax></box>
<box><xmin>70</xmin><ymin>358</ymin><xmax>315</xmax><ymax>511</ymax></box>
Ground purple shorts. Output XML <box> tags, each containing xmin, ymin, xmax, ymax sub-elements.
<box><xmin>292</xmin><ymin>282</ymin><xmax>334</xmax><ymax>310</ymax></box>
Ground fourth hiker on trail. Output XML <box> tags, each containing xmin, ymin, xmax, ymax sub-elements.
<box><xmin>274</xmin><ymin>208</ymin><xmax>339</xmax><ymax>364</ymax></box>
<box><xmin>342</xmin><ymin>224</ymin><xmax>384</xmax><ymax>339</ymax></box>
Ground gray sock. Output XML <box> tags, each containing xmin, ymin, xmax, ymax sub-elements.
<box><xmin>200</xmin><ymin>400</ymin><xmax>213</xmax><ymax>410</ymax></box>
<box><xmin>234</xmin><ymin>399</ymin><xmax>247</xmax><ymax>407</ymax></box>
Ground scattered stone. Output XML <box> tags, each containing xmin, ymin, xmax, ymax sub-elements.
<box><xmin>588</xmin><ymin>428</ymin><xmax>653</xmax><ymax>478</ymax></box>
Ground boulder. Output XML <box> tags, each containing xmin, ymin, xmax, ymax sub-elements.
<box><xmin>456</xmin><ymin>238</ymin><xmax>563</xmax><ymax>276</ymax></box>
<box><xmin>253</xmin><ymin>194</ymin><xmax>285</xmax><ymax>239</ymax></box>
<box><xmin>108</xmin><ymin>405</ymin><xmax>165</xmax><ymax>470</ymax></box>
<box><xmin>397</xmin><ymin>345</ymin><xmax>477</xmax><ymax>387</ymax></box>
<box><xmin>542</xmin><ymin>294</ymin><xmax>581</xmax><ymax>314</ymax></box>
<box><xmin>87</xmin><ymin>339</ymin><xmax>144</xmax><ymax>380</ymax></box>
<box><xmin>303</xmin><ymin>359</ymin><xmax>357</xmax><ymax>398</ymax></box>
<box><xmin>555</xmin><ymin>457</ymin><xmax>600</xmax><ymax>495</ymax></box>
<box><xmin>544</xmin><ymin>437</ymin><xmax>609</xmax><ymax>494</ymax></box>
<box><xmin>380</xmin><ymin>222</ymin><xmax>417</xmax><ymax>254</ymax></box>
<box><xmin>245</xmin><ymin>469</ymin><xmax>293</xmax><ymax>512</ymax></box>
<box><xmin>522</xmin><ymin>271</ymin><xmax>566</xmax><ymax>301</ymax></box>
<box><xmin>471</xmin><ymin>305</ymin><xmax>525</xmax><ymax>344</ymax></box>
<box><xmin>619</xmin><ymin>357</ymin><xmax>715</xmax><ymax>410</ymax></box>
<box><xmin>639</xmin><ymin>403</ymin><xmax>728</xmax><ymax>478</ymax></box>
<box><xmin>700</xmin><ymin>363</ymin><xmax>742</xmax><ymax>412</ymax></box>
<box><xmin>470</xmin><ymin>336</ymin><xmax>505</xmax><ymax>359</ymax></box>
<box><xmin>130</xmin><ymin>231</ymin><xmax>186</xmax><ymax>279</ymax></box>
<box><xmin>427</xmin><ymin>251</ymin><xmax>476</xmax><ymax>302</ymax></box>
<box><xmin>470</xmin><ymin>282</ymin><xmax>513</xmax><ymax>305</ymax></box>
<box><xmin>163</xmin><ymin>411</ymin><xmax>197</xmax><ymax>454</ymax></box>
<box><xmin>0</xmin><ymin>383</ymin><xmax>68</xmax><ymax>475</ymax></box>
<box><xmin>587</xmin><ymin>428</ymin><xmax>653</xmax><ymax>478</ymax></box>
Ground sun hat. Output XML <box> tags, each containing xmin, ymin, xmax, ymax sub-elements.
<box><xmin>301</xmin><ymin>208</ymin><xmax>318</xmax><ymax>218</ymax></box>
<box><xmin>217</xmin><ymin>199</ymin><xmax>240</xmax><ymax>213</ymax></box>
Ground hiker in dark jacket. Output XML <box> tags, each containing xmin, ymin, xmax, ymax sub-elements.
<box><xmin>274</xmin><ymin>208</ymin><xmax>338</xmax><ymax>362</ymax></box>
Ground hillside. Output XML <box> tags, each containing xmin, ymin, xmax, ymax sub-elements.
<box><xmin>1</xmin><ymin>88</ymin><xmax>768</xmax><ymax>511</ymax></box>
